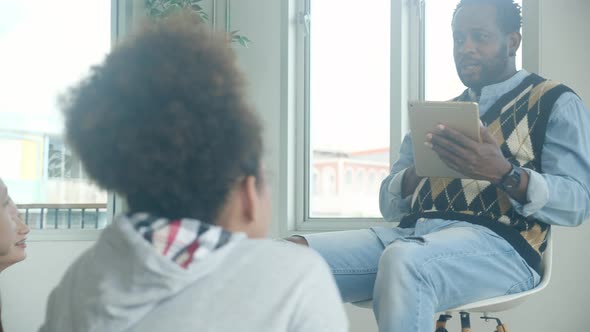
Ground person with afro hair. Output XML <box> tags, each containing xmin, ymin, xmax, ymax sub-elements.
<box><xmin>40</xmin><ymin>12</ymin><xmax>348</xmax><ymax>332</ymax></box>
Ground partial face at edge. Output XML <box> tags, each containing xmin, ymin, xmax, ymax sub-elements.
<box><xmin>2</xmin><ymin>197</ymin><xmax>30</xmax><ymax>264</ymax></box>
<box><xmin>0</xmin><ymin>179</ymin><xmax>17</xmax><ymax>256</ymax></box>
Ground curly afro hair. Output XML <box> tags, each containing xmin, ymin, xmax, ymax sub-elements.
<box><xmin>453</xmin><ymin>0</ymin><xmax>522</xmax><ymax>34</ymax></box>
<box><xmin>62</xmin><ymin>12</ymin><xmax>263</xmax><ymax>223</ymax></box>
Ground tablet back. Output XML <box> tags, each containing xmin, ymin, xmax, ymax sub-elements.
<box><xmin>409</xmin><ymin>101</ymin><xmax>481</xmax><ymax>178</ymax></box>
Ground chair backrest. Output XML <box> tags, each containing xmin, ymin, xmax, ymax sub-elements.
<box><xmin>537</xmin><ymin>228</ymin><xmax>553</xmax><ymax>290</ymax></box>
<box><xmin>447</xmin><ymin>228</ymin><xmax>554</xmax><ymax>313</ymax></box>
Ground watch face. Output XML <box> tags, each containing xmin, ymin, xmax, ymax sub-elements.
<box><xmin>502</xmin><ymin>165</ymin><xmax>521</xmax><ymax>190</ymax></box>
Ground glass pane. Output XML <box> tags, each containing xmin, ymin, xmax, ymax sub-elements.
<box><xmin>0</xmin><ymin>1</ymin><xmax>110</xmax><ymax>229</ymax></box>
<box><xmin>308</xmin><ymin>1</ymin><xmax>391</xmax><ymax>218</ymax></box>
<box><xmin>425</xmin><ymin>0</ymin><xmax>523</xmax><ymax>101</ymax></box>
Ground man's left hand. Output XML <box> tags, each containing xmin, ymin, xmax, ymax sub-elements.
<box><xmin>426</xmin><ymin>124</ymin><xmax>511</xmax><ymax>183</ymax></box>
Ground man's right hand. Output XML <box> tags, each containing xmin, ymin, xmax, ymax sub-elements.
<box><xmin>402</xmin><ymin>166</ymin><xmax>424</xmax><ymax>198</ymax></box>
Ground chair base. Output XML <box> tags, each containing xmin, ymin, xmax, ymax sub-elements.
<box><xmin>435</xmin><ymin>312</ymin><xmax>510</xmax><ymax>332</ymax></box>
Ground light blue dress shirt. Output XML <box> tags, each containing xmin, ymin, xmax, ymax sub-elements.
<box><xmin>379</xmin><ymin>70</ymin><xmax>590</xmax><ymax>227</ymax></box>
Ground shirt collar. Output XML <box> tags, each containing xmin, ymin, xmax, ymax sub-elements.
<box><xmin>469</xmin><ymin>69</ymin><xmax>530</xmax><ymax>101</ymax></box>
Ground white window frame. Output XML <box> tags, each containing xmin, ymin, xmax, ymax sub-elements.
<box><xmin>282</xmin><ymin>0</ymin><xmax>421</xmax><ymax>233</ymax></box>
<box><xmin>282</xmin><ymin>0</ymin><xmax>540</xmax><ymax>235</ymax></box>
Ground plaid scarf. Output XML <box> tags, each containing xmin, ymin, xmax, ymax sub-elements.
<box><xmin>128</xmin><ymin>213</ymin><xmax>243</xmax><ymax>269</ymax></box>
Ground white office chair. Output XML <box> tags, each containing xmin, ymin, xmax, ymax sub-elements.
<box><xmin>352</xmin><ymin>230</ymin><xmax>553</xmax><ymax>331</ymax></box>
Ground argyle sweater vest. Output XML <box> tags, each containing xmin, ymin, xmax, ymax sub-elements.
<box><xmin>400</xmin><ymin>74</ymin><xmax>574</xmax><ymax>273</ymax></box>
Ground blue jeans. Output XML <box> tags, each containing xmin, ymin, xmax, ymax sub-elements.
<box><xmin>303</xmin><ymin>219</ymin><xmax>540</xmax><ymax>332</ymax></box>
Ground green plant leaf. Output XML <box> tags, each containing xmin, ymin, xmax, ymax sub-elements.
<box><xmin>145</xmin><ymin>0</ymin><xmax>250</xmax><ymax>47</ymax></box>
<box><xmin>231</xmin><ymin>35</ymin><xmax>251</xmax><ymax>48</ymax></box>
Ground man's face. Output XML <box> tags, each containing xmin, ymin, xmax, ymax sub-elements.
<box><xmin>452</xmin><ymin>4</ymin><xmax>514</xmax><ymax>91</ymax></box>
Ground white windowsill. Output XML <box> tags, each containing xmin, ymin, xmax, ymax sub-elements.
<box><xmin>27</xmin><ymin>229</ymin><xmax>103</xmax><ymax>242</ymax></box>
<box><xmin>288</xmin><ymin>218</ymin><xmax>397</xmax><ymax>236</ymax></box>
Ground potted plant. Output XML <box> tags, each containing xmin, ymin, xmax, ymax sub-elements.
<box><xmin>145</xmin><ymin>0</ymin><xmax>251</xmax><ymax>47</ymax></box>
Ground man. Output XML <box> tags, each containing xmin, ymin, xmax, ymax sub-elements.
<box><xmin>288</xmin><ymin>0</ymin><xmax>590</xmax><ymax>331</ymax></box>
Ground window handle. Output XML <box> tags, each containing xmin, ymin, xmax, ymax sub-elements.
<box><xmin>414</xmin><ymin>0</ymin><xmax>425</xmax><ymax>22</ymax></box>
<box><xmin>299</xmin><ymin>11</ymin><xmax>310</xmax><ymax>36</ymax></box>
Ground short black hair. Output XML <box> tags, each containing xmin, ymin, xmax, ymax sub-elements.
<box><xmin>453</xmin><ymin>0</ymin><xmax>522</xmax><ymax>33</ymax></box>
<box><xmin>62</xmin><ymin>13</ymin><xmax>263</xmax><ymax>223</ymax></box>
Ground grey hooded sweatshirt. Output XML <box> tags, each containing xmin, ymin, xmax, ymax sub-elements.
<box><xmin>39</xmin><ymin>216</ymin><xmax>348</xmax><ymax>332</ymax></box>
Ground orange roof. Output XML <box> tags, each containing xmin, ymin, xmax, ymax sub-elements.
<box><xmin>349</xmin><ymin>147</ymin><xmax>389</xmax><ymax>156</ymax></box>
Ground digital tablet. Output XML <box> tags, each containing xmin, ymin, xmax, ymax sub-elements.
<box><xmin>408</xmin><ymin>101</ymin><xmax>481</xmax><ymax>178</ymax></box>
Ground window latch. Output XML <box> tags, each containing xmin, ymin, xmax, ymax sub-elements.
<box><xmin>414</xmin><ymin>0</ymin><xmax>425</xmax><ymax>22</ymax></box>
<box><xmin>299</xmin><ymin>11</ymin><xmax>310</xmax><ymax>36</ymax></box>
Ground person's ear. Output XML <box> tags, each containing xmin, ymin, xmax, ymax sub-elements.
<box><xmin>508</xmin><ymin>31</ymin><xmax>522</xmax><ymax>57</ymax></box>
<box><xmin>240</xmin><ymin>175</ymin><xmax>259</xmax><ymax>224</ymax></box>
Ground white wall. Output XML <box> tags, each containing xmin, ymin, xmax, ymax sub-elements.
<box><xmin>539</xmin><ymin>0</ymin><xmax>590</xmax><ymax>102</ymax></box>
<box><xmin>0</xmin><ymin>241</ymin><xmax>94</xmax><ymax>331</ymax></box>
<box><xmin>231</xmin><ymin>0</ymin><xmax>285</xmax><ymax>238</ymax></box>
<box><xmin>1</xmin><ymin>1</ymin><xmax>589</xmax><ymax>331</ymax></box>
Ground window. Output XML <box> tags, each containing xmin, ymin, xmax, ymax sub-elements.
<box><xmin>323</xmin><ymin>167</ymin><xmax>337</xmax><ymax>195</ymax></box>
<box><xmin>344</xmin><ymin>168</ymin><xmax>353</xmax><ymax>187</ymax></box>
<box><xmin>47</xmin><ymin>138</ymin><xmax>85</xmax><ymax>180</ymax></box>
<box><xmin>295</xmin><ymin>0</ymin><xmax>534</xmax><ymax>230</ymax></box>
<box><xmin>367</xmin><ymin>170</ymin><xmax>376</xmax><ymax>194</ymax></box>
<box><xmin>0</xmin><ymin>1</ymin><xmax>113</xmax><ymax>230</ymax></box>
<box><xmin>312</xmin><ymin>169</ymin><xmax>320</xmax><ymax>195</ymax></box>
<box><xmin>355</xmin><ymin>169</ymin><xmax>366</xmax><ymax>193</ymax></box>
<box><xmin>425</xmin><ymin>0</ymin><xmax>523</xmax><ymax>100</ymax></box>
<box><xmin>305</xmin><ymin>0</ymin><xmax>391</xmax><ymax>219</ymax></box>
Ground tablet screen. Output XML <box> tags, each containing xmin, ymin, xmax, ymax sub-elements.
<box><xmin>408</xmin><ymin>101</ymin><xmax>481</xmax><ymax>178</ymax></box>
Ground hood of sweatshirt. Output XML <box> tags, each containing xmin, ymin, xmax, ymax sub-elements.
<box><xmin>49</xmin><ymin>213</ymin><xmax>246</xmax><ymax>331</ymax></box>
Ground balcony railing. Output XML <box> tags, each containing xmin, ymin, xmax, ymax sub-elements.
<box><xmin>18</xmin><ymin>203</ymin><xmax>109</xmax><ymax>230</ymax></box>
